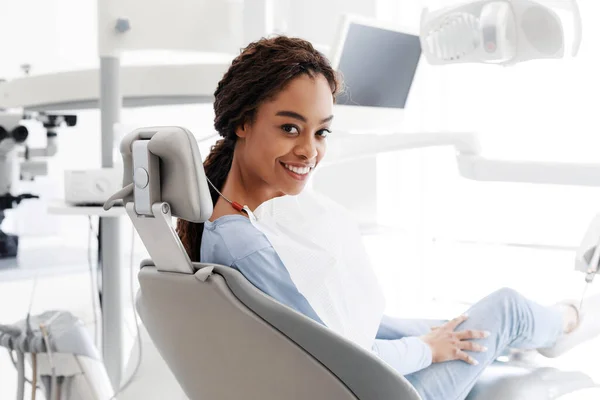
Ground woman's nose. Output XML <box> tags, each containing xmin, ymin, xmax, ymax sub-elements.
<box><xmin>295</xmin><ymin>135</ymin><xmax>318</xmax><ymax>160</ymax></box>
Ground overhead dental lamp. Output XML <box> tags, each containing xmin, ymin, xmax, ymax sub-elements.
<box><xmin>420</xmin><ymin>0</ymin><xmax>582</xmax><ymax>65</ymax></box>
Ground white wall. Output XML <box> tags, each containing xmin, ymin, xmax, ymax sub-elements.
<box><xmin>0</xmin><ymin>0</ymin><xmax>97</xmax><ymax>79</ymax></box>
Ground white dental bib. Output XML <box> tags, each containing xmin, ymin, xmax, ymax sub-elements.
<box><xmin>246</xmin><ymin>189</ymin><xmax>386</xmax><ymax>350</ymax></box>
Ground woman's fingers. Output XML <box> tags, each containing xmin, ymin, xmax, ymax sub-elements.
<box><xmin>456</xmin><ymin>350</ymin><xmax>479</xmax><ymax>365</ymax></box>
<box><xmin>457</xmin><ymin>340</ymin><xmax>488</xmax><ymax>353</ymax></box>
<box><xmin>445</xmin><ymin>315</ymin><xmax>469</xmax><ymax>331</ymax></box>
<box><xmin>455</xmin><ymin>329</ymin><xmax>491</xmax><ymax>340</ymax></box>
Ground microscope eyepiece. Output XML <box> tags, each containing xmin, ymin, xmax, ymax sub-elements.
<box><xmin>11</xmin><ymin>126</ymin><xmax>28</xmax><ymax>143</ymax></box>
<box><xmin>64</xmin><ymin>115</ymin><xmax>77</xmax><ymax>127</ymax></box>
<box><xmin>0</xmin><ymin>125</ymin><xmax>29</xmax><ymax>142</ymax></box>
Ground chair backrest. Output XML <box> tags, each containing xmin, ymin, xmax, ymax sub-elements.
<box><xmin>106</xmin><ymin>126</ymin><xmax>422</xmax><ymax>400</ymax></box>
<box><xmin>137</xmin><ymin>265</ymin><xmax>360</xmax><ymax>399</ymax></box>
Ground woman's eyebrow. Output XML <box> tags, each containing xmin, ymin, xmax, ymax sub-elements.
<box><xmin>276</xmin><ymin>110</ymin><xmax>334</xmax><ymax>124</ymax></box>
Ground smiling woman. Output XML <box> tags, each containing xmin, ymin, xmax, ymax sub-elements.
<box><xmin>174</xmin><ymin>34</ymin><xmax>600</xmax><ymax>400</ymax></box>
<box><xmin>176</xmin><ymin>36</ymin><xmax>340</xmax><ymax>262</ymax></box>
<box><xmin>232</xmin><ymin>74</ymin><xmax>334</xmax><ymax>196</ymax></box>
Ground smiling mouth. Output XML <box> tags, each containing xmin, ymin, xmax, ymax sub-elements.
<box><xmin>280</xmin><ymin>161</ymin><xmax>314</xmax><ymax>180</ymax></box>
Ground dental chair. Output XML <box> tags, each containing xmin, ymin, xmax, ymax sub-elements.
<box><xmin>106</xmin><ymin>126</ymin><xmax>597</xmax><ymax>400</ymax></box>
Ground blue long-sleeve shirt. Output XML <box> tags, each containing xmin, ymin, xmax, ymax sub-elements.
<box><xmin>200</xmin><ymin>214</ymin><xmax>432</xmax><ymax>375</ymax></box>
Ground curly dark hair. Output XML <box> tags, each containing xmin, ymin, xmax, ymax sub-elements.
<box><xmin>176</xmin><ymin>36</ymin><xmax>342</xmax><ymax>261</ymax></box>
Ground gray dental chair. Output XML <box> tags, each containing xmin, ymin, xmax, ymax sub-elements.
<box><xmin>106</xmin><ymin>126</ymin><xmax>597</xmax><ymax>400</ymax></box>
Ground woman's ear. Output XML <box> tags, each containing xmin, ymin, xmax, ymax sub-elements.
<box><xmin>235</xmin><ymin>122</ymin><xmax>248</xmax><ymax>139</ymax></box>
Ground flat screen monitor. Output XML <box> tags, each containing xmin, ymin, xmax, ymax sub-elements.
<box><xmin>329</xmin><ymin>15</ymin><xmax>422</xmax><ymax>133</ymax></box>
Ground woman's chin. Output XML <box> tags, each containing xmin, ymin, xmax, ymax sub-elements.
<box><xmin>281</xmin><ymin>182</ymin><xmax>307</xmax><ymax>196</ymax></box>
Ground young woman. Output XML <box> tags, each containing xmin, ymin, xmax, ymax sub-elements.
<box><xmin>176</xmin><ymin>36</ymin><xmax>600</xmax><ymax>400</ymax></box>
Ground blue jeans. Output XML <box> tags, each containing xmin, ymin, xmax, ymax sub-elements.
<box><xmin>376</xmin><ymin>288</ymin><xmax>564</xmax><ymax>400</ymax></box>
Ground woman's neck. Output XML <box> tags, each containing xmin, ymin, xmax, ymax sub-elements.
<box><xmin>219</xmin><ymin>153</ymin><xmax>282</xmax><ymax>213</ymax></box>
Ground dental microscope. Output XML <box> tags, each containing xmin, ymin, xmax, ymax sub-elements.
<box><xmin>0</xmin><ymin>109</ymin><xmax>76</xmax><ymax>258</ymax></box>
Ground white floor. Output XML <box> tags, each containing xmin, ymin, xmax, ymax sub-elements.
<box><xmin>3</xmin><ymin>235</ymin><xmax>600</xmax><ymax>399</ymax></box>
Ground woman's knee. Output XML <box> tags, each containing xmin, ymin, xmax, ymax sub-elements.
<box><xmin>486</xmin><ymin>287</ymin><xmax>525</xmax><ymax>306</ymax></box>
<box><xmin>478</xmin><ymin>288</ymin><xmax>529</xmax><ymax>340</ymax></box>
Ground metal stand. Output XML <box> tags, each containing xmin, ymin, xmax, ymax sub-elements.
<box><xmin>99</xmin><ymin>56</ymin><xmax>123</xmax><ymax>390</ymax></box>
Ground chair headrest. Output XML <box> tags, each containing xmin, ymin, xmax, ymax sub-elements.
<box><xmin>118</xmin><ymin>126</ymin><xmax>213</xmax><ymax>223</ymax></box>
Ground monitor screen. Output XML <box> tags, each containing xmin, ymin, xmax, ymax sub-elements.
<box><xmin>335</xmin><ymin>22</ymin><xmax>422</xmax><ymax>109</ymax></box>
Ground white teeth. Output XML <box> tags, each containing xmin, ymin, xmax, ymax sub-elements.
<box><xmin>283</xmin><ymin>163</ymin><xmax>311</xmax><ymax>175</ymax></box>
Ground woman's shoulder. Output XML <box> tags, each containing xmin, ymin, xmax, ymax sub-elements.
<box><xmin>202</xmin><ymin>214</ymin><xmax>273</xmax><ymax>263</ymax></box>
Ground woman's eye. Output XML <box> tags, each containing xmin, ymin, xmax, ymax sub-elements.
<box><xmin>317</xmin><ymin>129</ymin><xmax>331</xmax><ymax>138</ymax></box>
<box><xmin>282</xmin><ymin>125</ymin><xmax>299</xmax><ymax>135</ymax></box>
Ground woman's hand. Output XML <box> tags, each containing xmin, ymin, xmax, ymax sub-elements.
<box><xmin>419</xmin><ymin>315</ymin><xmax>490</xmax><ymax>365</ymax></box>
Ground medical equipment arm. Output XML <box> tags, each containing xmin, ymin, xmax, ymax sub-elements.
<box><xmin>457</xmin><ymin>156</ymin><xmax>600</xmax><ymax>187</ymax></box>
<box><xmin>325</xmin><ymin>131</ymin><xmax>600</xmax><ymax>187</ymax></box>
<box><xmin>0</xmin><ymin>63</ymin><xmax>229</xmax><ymax>111</ymax></box>
<box><xmin>323</xmin><ymin>131</ymin><xmax>481</xmax><ymax>166</ymax></box>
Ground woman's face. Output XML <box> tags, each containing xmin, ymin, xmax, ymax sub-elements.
<box><xmin>236</xmin><ymin>73</ymin><xmax>333</xmax><ymax>196</ymax></box>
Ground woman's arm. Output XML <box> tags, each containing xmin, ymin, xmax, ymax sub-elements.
<box><xmin>372</xmin><ymin>337</ymin><xmax>433</xmax><ymax>375</ymax></box>
<box><xmin>377</xmin><ymin>315</ymin><xmax>446</xmax><ymax>340</ymax></box>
